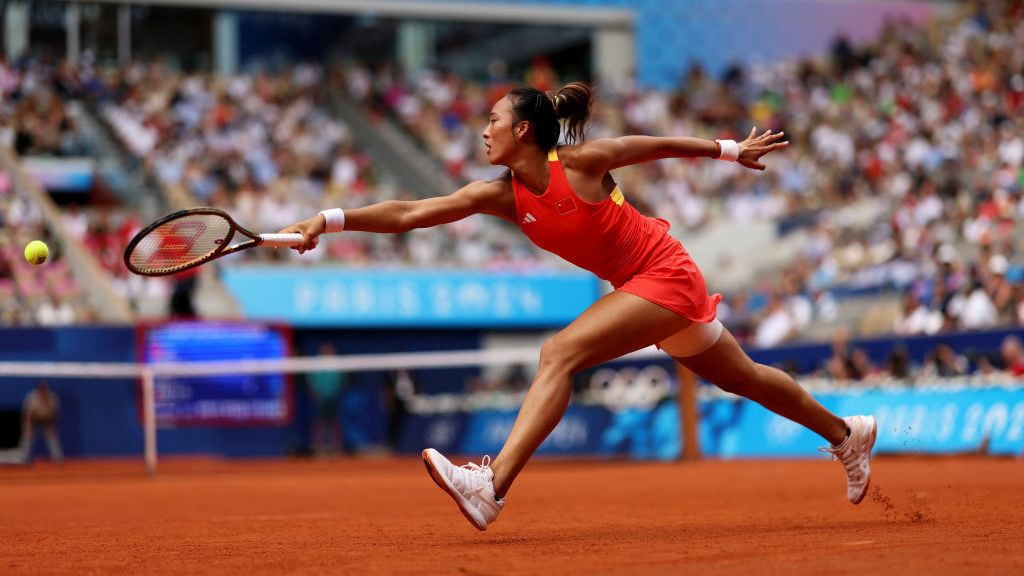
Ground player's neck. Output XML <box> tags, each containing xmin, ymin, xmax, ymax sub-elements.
<box><xmin>507</xmin><ymin>148</ymin><xmax>550</xmax><ymax>194</ymax></box>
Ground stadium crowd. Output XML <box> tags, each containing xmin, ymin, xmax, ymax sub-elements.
<box><xmin>0</xmin><ymin>178</ymin><xmax>89</xmax><ymax>326</ymax></box>
<box><xmin>2</xmin><ymin>0</ymin><xmax>1023</xmax><ymax>351</ymax></box>
<box><xmin>808</xmin><ymin>329</ymin><xmax>1024</xmax><ymax>384</ymax></box>
<box><xmin>98</xmin><ymin>59</ymin><xmax>541</xmax><ymax>270</ymax></box>
<box><xmin>338</xmin><ymin>0</ymin><xmax>1024</xmax><ymax>346</ymax></box>
<box><xmin>1</xmin><ymin>56</ymin><xmax>93</xmax><ymax>325</ymax></box>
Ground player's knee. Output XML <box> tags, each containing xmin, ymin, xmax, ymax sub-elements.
<box><xmin>539</xmin><ymin>336</ymin><xmax>586</xmax><ymax>377</ymax></box>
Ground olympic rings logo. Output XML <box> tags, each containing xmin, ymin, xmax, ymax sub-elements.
<box><xmin>582</xmin><ymin>364</ymin><xmax>674</xmax><ymax>410</ymax></box>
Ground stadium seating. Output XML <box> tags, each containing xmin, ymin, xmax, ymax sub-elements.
<box><xmin>336</xmin><ymin>1</ymin><xmax>1024</xmax><ymax>346</ymax></box>
<box><xmin>2</xmin><ymin>0</ymin><xmax>1022</xmax><ymax>349</ymax></box>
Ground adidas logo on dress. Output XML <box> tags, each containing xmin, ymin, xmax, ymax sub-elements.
<box><xmin>521</xmin><ymin>213</ymin><xmax>537</xmax><ymax>224</ymax></box>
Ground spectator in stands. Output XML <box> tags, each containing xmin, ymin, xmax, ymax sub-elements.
<box><xmin>1013</xmin><ymin>283</ymin><xmax>1024</xmax><ymax>326</ymax></box>
<box><xmin>953</xmin><ymin>275</ymin><xmax>999</xmax><ymax>330</ymax></box>
<box><xmin>985</xmin><ymin>254</ymin><xmax>1016</xmax><ymax>322</ymax></box>
<box><xmin>0</xmin><ymin>244</ymin><xmax>13</xmax><ymax>285</ymax></box>
<box><xmin>849</xmin><ymin>348</ymin><xmax>881</xmax><ymax>383</ymax></box>
<box><xmin>19</xmin><ymin>380</ymin><xmax>63</xmax><ymax>465</ymax></box>
<box><xmin>893</xmin><ymin>290</ymin><xmax>940</xmax><ymax>336</ymax></box>
<box><xmin>753</xmin><ymin>293</ymin><xmax>795</xmax><ymax>349</ymax></box>
<box><xmin>36</xmin><ymin>294</ymin><xmax>75</xmax><ymax>326</ymax></box>
<box><xmin>884</xmin><ymin>344</ymin><xmax>914</xmax><ymax>381</ymax></box>
<box><xmin>824</xmin><ymin>329</ymin><xmax>869</xmax><ymax>381</ymax></box>
<box><xmin>63</xmin><ymin>203</ymin><xmax>89</xmax><ymax>239</ymax></box>
<box><xmin>920</xmin><ymin>343</ymin><xmax>968</xmax><ymax>379</ymax></box>
<box><xmin>973</xmin><ymin>354</ymin><xmax>1000</xmax><ymax>379</ymax></box>
<box><xmin>524</xmin><ymin>56</ymin><xmax>558</xmax><ymax>93</ymax></box>
<box><xmin>999</xmin><ymin>335</ymin><xmax>1024</xmax><ymax>376</ymax></box>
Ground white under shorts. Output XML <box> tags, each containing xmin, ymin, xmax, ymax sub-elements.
<box><xmin>658</xmin><ymin>318</ymin><xmax>724</xmax><ymax>358</ymax></box>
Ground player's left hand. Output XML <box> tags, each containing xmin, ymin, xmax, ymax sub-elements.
<box><xmin>738</xmin><ymin>127</ymin><xmax>789</xmax><ymax>171</ymax></box>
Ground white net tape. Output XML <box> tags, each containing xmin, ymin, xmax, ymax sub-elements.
<box><xmin>0</xmin><ymin>346</ymin><xmax>664</xmax><ymax>378</ymax></box>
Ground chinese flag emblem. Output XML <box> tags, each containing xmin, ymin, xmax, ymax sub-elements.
<box><xmin>555</xmin><ymin>197</ymin><xmax>578</xmax><ymax>215</ymax></box>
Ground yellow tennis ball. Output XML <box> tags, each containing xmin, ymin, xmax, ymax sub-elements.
<box><xmin>24</xmin><ymin>240</ymin><xmax>49</xmax><ymax>265</ymax></box>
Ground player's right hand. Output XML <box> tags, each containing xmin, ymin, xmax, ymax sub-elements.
<box><xmin>278</xmin><ymin>215</ymin><xmax>326</xmax><ymax>254</ymax></box>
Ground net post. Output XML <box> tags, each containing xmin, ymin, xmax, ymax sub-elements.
<box><xmin>675</xmin><ymin>364</ymin><xmax>702</xmax><ymax>461</ymax></box>
<box><xmin>142</xmin><ymin>367</ymin><xmax>158</xmax><ymax>475</ymax></box>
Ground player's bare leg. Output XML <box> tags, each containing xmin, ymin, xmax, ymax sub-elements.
<box><xmin>676</xmin><ymin>328</ymin><xmax>847</xmax><ymax>444</ymax></box>
<box><xmin>677</xmin><ymin>328</ymin><xmax>876</xmax><ymax>503</ymax></box>
<box><xmin>489</xmin><ymin>291</ymin><xmax>692</xmax><ymax>498</ymax></box>
<box><xmin>423</xmin><ymin>291</ymin><xmax>691</xmax><ymax>529</ymax></box>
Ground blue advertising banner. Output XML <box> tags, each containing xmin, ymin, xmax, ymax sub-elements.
<box><xmin>396</xmin><ymin>358</ymin><xmax>685</xmax><ymax>459</ymax></box>
<box><xmin>399</xmin><ymin>403</ymin><xmax>682</xmax><ymax>460</ymax></box>
<box><xmin>397</xmin><ymin>383</ymin><xmax>1024</xmax><ymax>459</ymax></box>
<box><xmin>222</xmin><ymin>266</ymin><xmax>601</xmax><ymax>327</ymax></box>
<box><xmin>700</xmin><ymin>385</ymin><xmax>1024</xmax><ymax>458</ymax></box>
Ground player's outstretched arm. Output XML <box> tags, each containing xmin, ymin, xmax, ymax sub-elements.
<box><xmin>574</xmin><ymin>127</ymin><xmax>788</xmax><ymax>173</ymax></box>
<box><xmin>279</xmin><ymin>178</ymin><xmax>511</xmax><ymax>253</ymax></box>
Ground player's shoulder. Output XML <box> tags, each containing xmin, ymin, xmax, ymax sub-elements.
<box><xmin>557</xmin><ymin>140</ymin><xmax>617</xmax><ymax>173</ymax></box>
<box><xmin>454</xmin><ymin>171</ymin><xmax>516</xmax><ymax>220</ymax></box>
<box><xmin>459</xmin><ymin>171</ymin><xmax>512</xmax><ymax>197</ymax></box>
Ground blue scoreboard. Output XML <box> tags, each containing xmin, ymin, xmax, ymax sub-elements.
<box><xmin>140</xmin><ymin>322</ymin><xmax>291</xmax><ymax>427</ymax></box>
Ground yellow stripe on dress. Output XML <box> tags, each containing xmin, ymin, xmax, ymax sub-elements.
<box><xmin>548</xmin><ymin>149</ymin><xmax>559</xmax><ymax>162</ymax></box>
<box><xmin>610</xmin><ymin>186</ymin><xmax>625</xmax><ymax>206</ymax></box>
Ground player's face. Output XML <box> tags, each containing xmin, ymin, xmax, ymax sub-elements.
<box><xmin>482</xmin><ymin>97</ymin><xmax>524</xmax><ymax>165</ymax></box>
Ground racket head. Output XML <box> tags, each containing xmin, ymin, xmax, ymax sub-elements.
<box><xmin>123</xmin><ymin>208</ymin><xmax>240</xmax><ymax>276</ymax></box>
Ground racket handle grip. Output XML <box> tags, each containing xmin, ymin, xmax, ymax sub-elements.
<box><xmin>259</xmin><ymin>233</ymin><xmax>304</xmax><ymax>247</ymax></box>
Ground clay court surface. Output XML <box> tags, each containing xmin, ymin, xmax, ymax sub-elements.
<box><xmin>2</xmin><ymin>456</ymin><xmax>1022</xmax><ymax>575</ymax></box>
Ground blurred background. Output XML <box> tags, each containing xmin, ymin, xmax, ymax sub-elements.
<box><xmin>0</xmin><ymin>0</ymin><xmax>1021</xmax><ymax>464</ymax></box>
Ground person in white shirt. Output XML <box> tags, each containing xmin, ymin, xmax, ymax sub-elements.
<box><xmin>893</xmin><ymin>291</ymin><xmax>941</xmax><ymax>336</ymax></box>
<box><xmin>956</xmin><ymin>279</ymin><xmax>998</xmax><ymax>330</ymax></box>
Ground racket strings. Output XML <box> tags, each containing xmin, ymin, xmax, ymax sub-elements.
<box><xmin>128</xmin><ymin>214</ymin><xmax>233</xmax><ymax>274</ymax></box>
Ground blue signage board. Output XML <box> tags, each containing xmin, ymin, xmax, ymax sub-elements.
<box><xmin>222</xmin><ymin>266</ymin><xmax>602</xmax><ymax>327</ymax></box>
<box><xmin>23</xmin><ymin>157</ymin><xmax>95</xmax><ymax>193</ymax></box>
<box><xmin>398</xmin><ymin>404</ymin><xmax>682</xmax><ymax>461</ymax></box>
<box><xmin>396</xmin><ymin>382</ymin><xmax>1024</xmax><ymax>459</ymax></box>
<box><xmin>700</xmin><ymin>385</ymin><xmax>1024</xmax><ymax>458</ymax></box>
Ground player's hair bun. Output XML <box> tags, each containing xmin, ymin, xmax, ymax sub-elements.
<box><xmin>507</xmin><ymin>82</ymin><xmax>594</xmax><ymax>150</ymax></box>
<box><xmin>551</xmin><ymin>82</ymin><xmax>593</xmax><ymax>145</ymax></box>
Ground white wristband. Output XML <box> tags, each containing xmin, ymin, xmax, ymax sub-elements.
<box><xmin>318</xmin><ymin>208</ymin><xmax>346</xmax><ymax>233</ymax></box>
<box><xmin>715</xmin><ymin>139</ymin><xmax>740</xmax><ymax>162</ymax></box>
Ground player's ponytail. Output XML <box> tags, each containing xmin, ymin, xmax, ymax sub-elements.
<box><xmin>551</xmin><ymin>82</ymin><xmax>593</xmax><ymax>145</ymax></box>
<box><xmin>507</xmin><ymin>81</ymin><xmax>594</xmax><ymax>151</ymax></box>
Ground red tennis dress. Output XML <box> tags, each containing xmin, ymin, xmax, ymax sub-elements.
<box><xmin>512</xmin><ymin>149</ymin><xmax>721</xmax><ymax>322</ymax></box>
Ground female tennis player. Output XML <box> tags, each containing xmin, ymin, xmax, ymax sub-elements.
<box><xmin>280</xmin><ymin>82</ymin><xmax>876</xmax><ymax>531</ymax></box>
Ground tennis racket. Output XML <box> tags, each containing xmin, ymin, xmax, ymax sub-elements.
<box><xmin>123</xmin><ymin>207</ymin><xmax>303</xmax><ymax>276</ymax></box>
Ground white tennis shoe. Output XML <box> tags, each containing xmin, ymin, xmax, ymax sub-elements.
<box><xmin>422</xmin><ymin>448</ymin><xmax>505</xmax><ymax>531</ymax></box>
<box><xmin>821</xmin><ymin>415</ymin><xmax>877</xmax><ymax>504</ymax></box>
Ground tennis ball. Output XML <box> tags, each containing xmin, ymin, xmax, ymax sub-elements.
<box><xmin>24</xmin><ymin>240</ymin><xmax>49</xmax><ymax>266</ymax></box>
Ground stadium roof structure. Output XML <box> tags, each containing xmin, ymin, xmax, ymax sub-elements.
<box><xmin>67</xmin><ymin>0</ymin><xmax>637</xmax><ymax>90</ymax></box>
<box><xmin>78</xmin><ymin>0</ymin><xmax>634</xmax><ymax>28</ymax></box>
